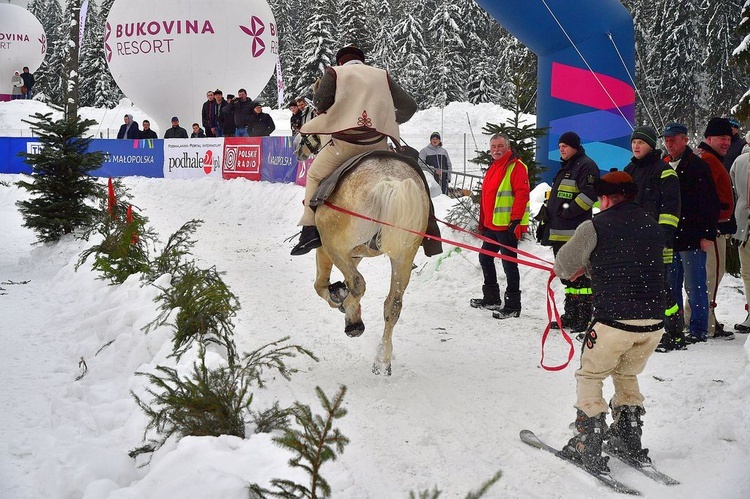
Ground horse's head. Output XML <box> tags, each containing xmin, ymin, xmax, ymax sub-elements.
<box><xmin>294</xmin><ymin>133</ymin><xmax>322</xmax><ymax>161</ymax></box>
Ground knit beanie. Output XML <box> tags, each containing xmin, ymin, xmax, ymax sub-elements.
<box><xmin>593</xmin><ymin>170</ymin><xmax>637</xmax><ymax>197</ymax></box>
<box><xmin>558</xmin><ymin>131</ymin><xmax>581</xmax><ymax>150</ymax></box>
<box><xmin>430</xmin><ymin>131</ymin><xmax>441</xmax><ymax>140</ymax></box>
<box><xmin>704</xmin><ymin>117</ymin><xmax>733</xmax><ymax>138</ymax></box>
<box><xmin>630</xmin><ymin>125</ymin><xmax>657</xmax><ymax>149</ymax></box>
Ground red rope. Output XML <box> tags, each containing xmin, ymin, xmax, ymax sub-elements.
<box><xmin>322</xmin><ymin>201</ymin><xmax>575</xmax><ymax>371</ymax></box>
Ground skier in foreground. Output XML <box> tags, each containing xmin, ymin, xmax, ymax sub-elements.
<box><xmin>553</xmin><ymin>171</ymin><xmax>664</xmax><ymax>473</ymax></box>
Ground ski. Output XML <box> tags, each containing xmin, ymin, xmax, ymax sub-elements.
<box><xmin>602</xmin><ymin>444</ymin><xmax>680</xmax><ymax>485</ymax></box>
<box><xmin>520</xmin><ymin>430</ymin><xmax>641</xmax><ymax>496</ymax></box>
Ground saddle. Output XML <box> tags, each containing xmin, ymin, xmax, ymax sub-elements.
<box><xmin>309</xmin><ymin>150</ymin><xmax>443</xmax><ymax>257</ymax></box>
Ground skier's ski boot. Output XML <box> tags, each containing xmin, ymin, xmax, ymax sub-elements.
<box><xmin>559</xmin><ymin>410</ymin><xmax>610</xmax><ymax>474</ymax></box>
<box><xmin>607</xmin><ymin>404</ymin><xmax>651</xmax><ymax>466</ymax></box>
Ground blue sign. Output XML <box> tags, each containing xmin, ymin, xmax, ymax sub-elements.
<box><xmin>87</xmin><ymin>139</ymin><xmax>164</xmax><ymax>177</ymax></box>
<box><xmin>261</xmin><ymin>136</ymin><xmax>298</xmax><ymax>183</ymax></box>
<box><xmin>0</xmin><ymin>138</ymin><xmax>36</xmax><ymax>174</ymax></box>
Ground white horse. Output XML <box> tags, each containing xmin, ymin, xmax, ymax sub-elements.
<box><xmin>312</xmin><ymin>154</ymin><xmax>429</xmax><ymax>375</ymax></box>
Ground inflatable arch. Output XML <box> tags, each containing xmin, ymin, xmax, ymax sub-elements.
<box><xmin>475</xmin><ymin>0</ymin><xmax>635</xmax><ymax>182</ymax></box>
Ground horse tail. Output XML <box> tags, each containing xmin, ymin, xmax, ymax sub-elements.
<box><xmin>369</xmin><ymin>177</ymin><xmax>428</xmax><ymax>255</ymax></box>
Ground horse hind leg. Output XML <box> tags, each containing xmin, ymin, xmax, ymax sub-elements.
<box><xmin>372</xmin><ymin>250</ymin><xmax>418</xmax><ymax>375</ymax></box>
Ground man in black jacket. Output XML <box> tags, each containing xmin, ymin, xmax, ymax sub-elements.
<box><xmin>723</xmin><ymin>117</ymin><xmax>745</xmax><ymax>172</ymax></box>
<box><xmin>554</xmin><ymin>171</ymin><xmax>665</xmax><ymax>473</ymax></box>
<box><xmin>117</xmin><ymin>114</ymin><xmax>139</xmax><ymax>139</ymax></box>
<box><xmin>211</xmin><ymin>90</ymin><xmax>228</xmax><ymax>137</ymax></box>
<box><xmin>662</xmin><ymin>123</ymin><xmax>720</xmax><ymax>344</ymax></box>
<box><xmin>248</xmin><ymin>103</ymin><xmax>275</xmax><ymax>136</ymax></box>
<box><xmin>201</xmin><ymin>90</ymin><xmax>215</xmax><ymax>137</ymax></box>
<box><xmin>232</xmin><ymin>89</ymin><xmax>255</xmax><ymax>137</ymax></box>
<box><xmin>541</xmin><ymin>131</ymin><xmax>600</xmax><ymax>332</ymax></box>
<box><xmin>164</xmin><ymin>116</ymin><xmax>188</xmax><ymax>139</ymax></box>
<box><xmin>139</xmin><ymin>120</ymin><xmax>158</xmax><ymax>139</ymax></box>
<box><xmin>289</xmin><ymin>100</ymin><xmax>302</xmax><ymax>135</ymax></box>
<box><xmin>20</xmin><ymin>66</ymin><xmax>34</xmax><ymax>99</ymax></box>
<box><xmin>623</xmin><ymin>125</ymin><xmax>683</xmax><ymax>352</ymax></box>
<box><xmin>220</xmin><ymin>94</ymin><xmax>237</xmax><ymax>137</ymax></box>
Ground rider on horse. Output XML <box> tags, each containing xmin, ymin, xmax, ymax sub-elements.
<box><xmin>290</xmin><ymin>45</ymin><xmax>418</xmax><ymax>256</ymax></box>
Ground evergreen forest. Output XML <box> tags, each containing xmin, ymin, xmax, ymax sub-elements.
<box><xmin>25</xmin><ymin>0</ymin><xmax>750</xmax><ymax>132</ymax></box>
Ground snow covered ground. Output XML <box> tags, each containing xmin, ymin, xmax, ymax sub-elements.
<box><xmin>1</xmin><ymin>100</ymin><xmax>749</xmax><ymax>499</ymax></box>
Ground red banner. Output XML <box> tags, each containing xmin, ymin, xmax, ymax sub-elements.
<box><xmin>222</xmin><ymin>137</ymin><xmax>263</xmax><ymax>180</ymax></box>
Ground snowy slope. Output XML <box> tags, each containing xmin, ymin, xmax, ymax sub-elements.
<box><xmin>1</xmin><ymin>173</ymin><xmax>749</xmax><ymax>499</ymax></box>
<box><xmin>1</xmin><ymin>98</ymin><xmax>749</xmax><ymax>499</ymax></box>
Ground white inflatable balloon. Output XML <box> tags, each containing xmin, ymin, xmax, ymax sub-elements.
<box><xmin>105</xmin><ymin>0</ymin><xmax>278</xmax><ymax>132</ymax></box>
<box><xmin>0</xmin><ymin>4</ymin><xmax>46</xmax><ymax>100</ymax></box>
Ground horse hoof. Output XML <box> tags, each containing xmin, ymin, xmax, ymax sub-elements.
<box><xmin>329</xmin><ymin>281</ymin><xmax>349</xmax><ymax>304</ymax></box>
<box><xmin>345</xmin><ymin>321</ymin><xmax>365</xmax><ymax>337</ymax></box>
<box><xmin>372</xmin><ymin>361</ymin><xmax>392</xmax><ymax>376</ymax></box>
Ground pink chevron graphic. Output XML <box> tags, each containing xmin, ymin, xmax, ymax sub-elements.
<box><xmin>551</xmin><ymin>62</ymin><xmax>634</xmax><ymax>110</ymax></box>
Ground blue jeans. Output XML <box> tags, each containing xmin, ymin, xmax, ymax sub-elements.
<box><xmin>235</xmin><ymin>127</ymin><xmax>248</xmax><ymax>137</ymax></box>
<box><xmin>479</xmin><ymin>228</ymin><xmax>519</xmax><ymax>293</ymax></box>
<box><xmin>667</xmin><ymin>249</ymin><xmax>708</xmax><ymax>338</ymax></box>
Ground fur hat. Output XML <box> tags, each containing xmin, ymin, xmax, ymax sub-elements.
<box><xmin>631</xmin><ymin>125</ymin><xmax>657</xmax><ymax>149</ymax></box>
<box><xmin>558</xmin><ymin>131</ymin><xmax>581</xmax><ymax>150</ymax></box>
<box><xmin>335</xmin><ymin>45</ymin><xmax>365</xmax><ymax>65</ymax></box>
<box><xmin>593</xmin><ymin>170</ymin><xmax>637</xmax><ymax>197</ymax></box>
<box><xmin>704</xmin><ymin>117</ymin><xmax>733</xmax><ymax>138</ymax></box>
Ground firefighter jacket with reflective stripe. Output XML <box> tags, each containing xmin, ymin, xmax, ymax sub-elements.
<box><xmin>543</xmin><ymin>148</ymin><xmax>600</xmax><ymax>245</ymax></box>
<box><xmin>623</xmin><ymin>149</ymin><xmax>681</xmax><ymax>247</ymax></box>
<box><xmin>479</xmin><ymin>151</ymin><xmax>530</xmax><ymax>232</ymax></box>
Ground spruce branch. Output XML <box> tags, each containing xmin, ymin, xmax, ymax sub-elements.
<box><xmin>256</xmin><ymin>385</ymin><xmax>350</xmax><ymax>499</ymax></box>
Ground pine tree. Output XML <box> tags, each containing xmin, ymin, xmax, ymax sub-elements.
<box><xmin>16</xmin><ymin>112</ymin><xmax>106</xmax><ymax>243</ymax></box>
<box><xmin>427</xmin><ymin>1</ymin><xmax>467</xmax><ymax>106</ymax></box>
<box><xmin>496</xmin><ymin>37</ymin><xmax>537</xmax><ymax>114</ymax></box>
<box><xmin>338</xmin><ymin>0</ymin><xmax>373</xmax><ymax>56</ymax></box>
<box><xmin>79</xmin><ymin>0</ymin><xmax>123</xmax><ymax>108</ymax></box>
<box><xmin>704</xmin><ymin>0</ymin><xmax>750</xmax><ymax>118</ymax></box>
<box><xmin>272</xmin><ymin>0</ymin><xmax>303</xmax><ymax>102</ymax></box>
<box><xmin>641</xmin><ymin>1</ymin><xmax>705</xmax><ymax>130</ymax></box>
<box><xmin>732</xmin><ymin>0</ymin><xmax>750</xmax><ymax>119</ymax></box>
<box><xmin>28</xmin><ymin>0</ymin><xmax>64</xmax><ymax>103</ymax></box>
<box><xmin>465</xmin><ymin>4</ymin><xmax>506</xmax><ymax>105</ymax></box>
<box><xmin>97</xmin><ymin>0</ymin><xmax>124</xmax><ymax>106</ymax></box>
<box><xmin>293</xmin><ymin>0</ymin><xmax>337</xmax><ymax>99</ymax></box>
<box><xmin>391</xmin><ymin>10</ymin><xmax>430</xmax><ymax>107</ymax></box>
<box><xmin>371</xmin><ymin>0</ymin><xmax>397</xmax><ymax>71</ymax></box>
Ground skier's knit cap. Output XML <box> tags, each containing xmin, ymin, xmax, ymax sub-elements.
<box><xmin>430</xmin><ymin>131</ymin><xmax>441</xmax><ymax>140</ymax></box>
<box><xmin>704</xmin><ymin>117</ymin><xmax>733</xmax><ymax>138</ymax></box>
<box><xmin>558</xmin><ymin>131</ymin><xmax>581</xmax><ymax>150</ymax></box>
<box><xmin>593</xmin><ymin>170</ymin><xmax>637</xmax><ymax>197</ymax></box>
<box><xmin>630</xmin><ymin>125</ymin><xmax>657</xmax><ymax>149</ymax></box>
<box><xmin>728</xmin><ymin>117</ymin><xmax>740</xmax><ymax>128</ymax></box>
